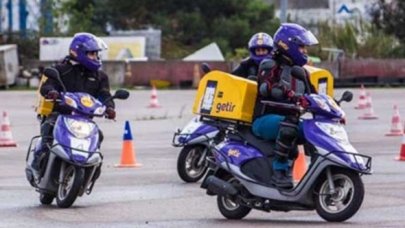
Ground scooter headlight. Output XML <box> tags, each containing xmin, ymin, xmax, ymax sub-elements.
<box><xmin>65</xmin><ymin>118</ymin><xmax>96</xmax><ymax>139</ymax></box>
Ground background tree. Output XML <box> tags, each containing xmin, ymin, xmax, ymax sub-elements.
<box><xmin>313</xmin><ymin>20</ymin><xmax>399</xmax><ymax>59</ymax></box>
<box><xmin>53</xmin><ymin>0</ymin><xmax>106</xmax><ymax>35</ymax></box>
<box><xmin>369</xmin><ymin>0</ymin><xmax>405</xmax><ymax>57</ymax></box>
<box><xmin>56</xmin><ymin>0</ymin><xmax>279</xmax><ymax>59</ymax></box>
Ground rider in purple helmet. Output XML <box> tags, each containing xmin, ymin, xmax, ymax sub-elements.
<box><xmin>252</xmin><ymin>23</ymin><xmax>319</xmax><ymax>188</ymax></box>
<box><xmin>31</xmin><ymin>33</ymin><xmax>116</xmax><ymax>172</ymax></box>
<box><xmin>232</xmin><ymin>32</ymin><xmax>273</xmax><ymax>79</ymax></box>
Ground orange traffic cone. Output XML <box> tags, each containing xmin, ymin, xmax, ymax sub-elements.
<box><xmin>115</xmin><ymin>121</ymin><xmax>142</xmax><ymax>167</ymax></box>
<box><xmin>358</xmin><ymin>92</ymin><xmax>378</xmax><ymax>120</ymax></box>
<box><xmin>396</xmin><ymin>132</ymin><xmax>405</xmax><ymax>161</ymax></box>
<box><xmin>0</xmin><ymin>111</ymin><xmax>17</xmax><ymax>147</ymax></box>
<box><xmin>293</xmin><ymin>146</ymin><xmax>307</xmax><ymax>182</ymax></box>
<box><xmin>355</xmin><ymin>84</ymin><xmax>367</xmax><ymax>109</ymax></box>
<box><xmin>385</xmin><ymin>105</ymin><xmax>403</xmax><ymax>136</ymax></box>
<box><xmin>147</xmin><ymin>85</ymin><xmax>161</xmax><ymax>108</ymax></box>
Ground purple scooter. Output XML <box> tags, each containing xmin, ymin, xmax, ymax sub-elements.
<box><xmin>172</xmin><ymin>116</ymin><xmax>220</xmax><ymax>182</ymax></box>
<box><xmin>200</xmin><ymin>68</ymin><xmax>372</xmax><ymax>222</ymax></box>
<box><xmin>25</xmin><ymin>68</ymin><xmax>129</xmax><ymax>208</ymax></box>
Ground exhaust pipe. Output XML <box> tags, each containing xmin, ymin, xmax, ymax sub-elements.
<box><xmin>205</xmin><ymin>176</ymin><xmax>238</xmax><ymax>196</ymax></box>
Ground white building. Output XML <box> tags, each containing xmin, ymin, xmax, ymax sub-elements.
<box><xmin>269</xmin><ymin>0</ymin><xmax>377</xmax><ymax>26</ymax></box>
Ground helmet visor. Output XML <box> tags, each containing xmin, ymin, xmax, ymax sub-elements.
<box><xmin>74</xmin><ymin>33</ymin><xmax>108</xmax><ymax>52</ymax></box>
<box><xmin>293</xmin><ymin>30</ymin><xmax>319</xmax><ymax>46</ymax></box>
<box><xmin>95</xmin><ymin>37</ymin><xmax>108</xmax><ymax>51</ymax></box>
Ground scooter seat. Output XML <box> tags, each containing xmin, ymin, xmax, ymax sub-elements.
<box><xmin>228</xmin><ymin>125</ymin><xmax>275</xmax><ymax>157</ymax></box>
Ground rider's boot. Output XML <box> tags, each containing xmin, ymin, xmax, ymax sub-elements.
<box><xmin>271</xmin><ymin>118</ymin><xmax>299</xmax><ymax>189</ymax></box>
<box><xmin>272</xmin><ymin>140</ymin><xmax>294</xmax><ymax>188</ymax></box>
<box><xmin>271</xmin><ymin>157</ymin><xmax>293</xmax><ymax>189</ymax></box>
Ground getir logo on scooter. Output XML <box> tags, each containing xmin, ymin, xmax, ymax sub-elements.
<box><xmin>215</xmin><ymin>102</ymin><xmax>235</xmax><ymax>113</ymax></box>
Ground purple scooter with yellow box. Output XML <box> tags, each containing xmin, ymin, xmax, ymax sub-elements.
<box><xmin>194</xmin><ymin>68</ymin><xmax>372</xmax><ymax>222</ymax></box>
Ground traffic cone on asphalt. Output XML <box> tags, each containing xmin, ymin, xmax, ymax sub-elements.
<box><xmin>293</xmin><ymin>146</ymin><xmax>307</xmax><ymax>182</ymax></box>
<box><xmin>396</xmin><ymin>133</ymin><xmax>405</xmax><ymax>161</ymax></box>
<box><xmin>115</xmin><ymin>121</ymin><xmax>142</xmax><ymax>168</ymax></box>
<box><xmin>0</xmin><ymin>111</ymin><xmax>17</xmax><ymax>147</ymax></box>
<box><xmin>147</xmin><ymin>85</ymin><xmax>161</xmax><ymax>108</ymax></box>
<box><xmin>355</xmin><ymin>84</ymin><xmax>367</xmax><ymax>109</ymax></box>
<box><xmin>385</xmin><ymin>105</ymin><xmax>403</xmax><ymax>136</ymax></box>
<box><xmin>358</xmin><ymin>92</ymin><xmax>378</xmax><ymax>120</ymax></box>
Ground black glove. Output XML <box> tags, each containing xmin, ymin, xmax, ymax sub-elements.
<box><xmin>105</xmin><ymin>107</ymin><xmax>116</xmax><ymax>119</ymax></box>
<box><xmin>46</xmin><ymin>90</ymin><xmax>59</xmax><ymax>100</ymax></box>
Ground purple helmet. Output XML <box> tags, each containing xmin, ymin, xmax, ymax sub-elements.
<box><xmin>69</xmin><ymin>33</ymin><xmax>108</xmax><ymax>71</ymax></box>
<box><xmin>248</xmin><ymin>32</ymin><xmax>273</xmax><ymax>64</ymax></box>
<box><xmin>273</xmin><ymin>23</ymin><xmax>318</xmax><ymax>66</ymax></box>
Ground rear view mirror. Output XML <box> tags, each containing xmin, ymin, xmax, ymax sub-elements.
<box><xmin>340</xmin><ymin>91</ymin><xmax>353</xmax><ymax>103</ymax></box>
<box><xmin>43</xmin><ymin>67</ymin><xmax>60</xmax><ymax>81</ymax></box>
<box><xmin>43</xmin><ymin>67</ymin><xmax>66</xmax><ymax>92</ymax></box>
<box><xmin>113</xmin><ymin>89</ymin><xmax>130</xmax><ymax>100</ymax></box>
<box><xmin>201</xmin><ymin>63</ymin><xmax>211</xmax><ymax>74</ymax></box>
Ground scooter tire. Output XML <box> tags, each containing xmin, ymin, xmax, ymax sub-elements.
<box><xmin>177</xmin><ymin>145</ymin><xmax>208</xmax><ymax>183</ymax></box>
<box><xmin>39</xmin><ymin>193</ymin><xmax>54</xmax><ymax>205</ymax></box>
<box><xmin>56</xmin><ymin>165</ymin><xmax>85</xmax><ymax>208</ymax></box>
<box><xmin>315</xmin><ymin>169</ymin><xmax>364</xmax><ymax>222</ymax></box>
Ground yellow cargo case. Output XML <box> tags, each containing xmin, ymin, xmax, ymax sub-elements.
<box><xmin>192</xmin><ymin>71</ymin><xmax>257</xmax><ymax>123</ymax></box>
<box><xmin>35</xmin><ymin>75</ymin><xmax>54</xmax><ymax>117</ymax></box>
<box><xmin>304</xmin><ymin>65</ymin><xmax>334</xmax><ymax>97</ymax></box>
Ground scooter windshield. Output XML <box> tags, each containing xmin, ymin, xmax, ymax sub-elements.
<box><xmin>62</xmin><ymin>92</ymin><xmax>105</xmax><ymax>116</ymax></box>
<box><xmin>306</xmin><ymin>94</ymin><xmax>345</xmax><ymax>119</ymax></box>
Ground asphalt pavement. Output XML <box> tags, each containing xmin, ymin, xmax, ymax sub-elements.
<box><xmin>1</xmin><ymin>88</ymin><xmax>405</xmax><ymax>227</ymax></box>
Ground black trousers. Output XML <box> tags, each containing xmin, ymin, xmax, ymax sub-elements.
<box><xmin>274</xmin><ymin>115</ymin><xmax>299</xmax><ymax>162</ymax></box>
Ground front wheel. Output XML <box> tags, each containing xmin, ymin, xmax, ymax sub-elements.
<box><xmin>217</xmin><ymin>177</ymin><xmax>251</xmax><ymax>219</ymax></box>
<box><xmin>56</xmin><ymin>165</ymin><xmax>85</xmax><ymax>208</ymax></box>
<box><xmin>315</xmin><ymin>169</ymin><xmax>364</xmax><ymax>222</ymax></box>
<box><xmin>177</xmin><ymin>145</ymin><xmax>209</xmax><ymax>183</ymax></box>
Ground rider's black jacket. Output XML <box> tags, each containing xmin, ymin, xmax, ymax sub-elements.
<box><xmin>231</xmin><ymin>57</ymin><xmax>259</xmax><ymax>78</ymax></box>
<box><xmin>40</xmin><ymin>56</ymin><xmax>114</xmax><ymax>114</ymax></box>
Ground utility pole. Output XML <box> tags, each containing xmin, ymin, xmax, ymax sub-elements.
<box><xmin>6</xmin><ymin>0</ymin><xmax>12</xmax><ymax>36</ymax></box>
<box><xmin>19</xmin><ymin>0</ymin><xmax>28</xmax><ymax>38</ymax></box>
<box><xmin>40</xmin><ymin>0</ymin><xmax>53</xmax><ymax>35</ymax></box>
<box><xmin>280</xmin><ymin>0</ymin><xmax>288</xmax><ymax>23</ymax></box>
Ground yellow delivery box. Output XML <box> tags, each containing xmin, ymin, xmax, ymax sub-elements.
<box><xmin>304</xmin><ymin>65</ymin><xmax>334</xmax><ymax>97</ymax></box>
<box><xmin>35</xmin><ymin>75</ymin><xmax>54</xmax><ymax>117</ymax></box>
<box><xmin>192</xmin><ymin>71</ymin><xmax>257</xmax><ymax>123</ymax></box>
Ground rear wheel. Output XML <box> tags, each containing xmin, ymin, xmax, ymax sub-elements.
<box><xmin>39</xmin><ymin>193</ymin><xmax>54</xmax><ymax>205</ymax></box>
<box><xmin>217</xmin><ymin>177</ymin><xmax>251</xmax><ymax>219</ymax></box>
<box><xmin>56</xmin><ymin>165</ymin><xmax>85</xmax><ymax>208</ymax></box>
<box><xmin>177</xmin><ymin>145</ymin><xmax>209</xmax><ymax>182</ymax></box>
<box><xmin>315</xmin><ymin>169</ymin><xmax>364</xmax><ymax>222</ymax></box>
